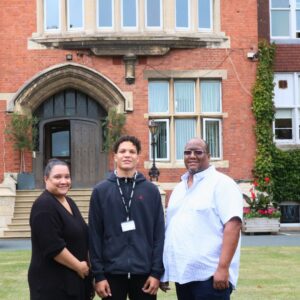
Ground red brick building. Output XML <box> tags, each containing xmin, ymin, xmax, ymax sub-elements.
<box><xmin>258</xmin><ymin>0</ymin><xmax>300</xmax><ymax>225</ymax></box>
<box><xmin>0</xmin><ymin>0</ymin><xmax>258</xmax><ymax>195</ymax></box>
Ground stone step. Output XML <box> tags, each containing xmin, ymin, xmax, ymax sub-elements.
<box><xmin>1</xmin><ymin>189</ymin><xmax>91</xmax><ymax>239</ymax></box>
<box><xmin>15</xmin><ymin>199</ymin><xmax>91</xmax><ymax>208</ymax></box>
<box><xmin>2</xmin><ymin>229</ymin><xmax>31</xmax><ymax>238</ymax></box>
<box><xmin>16</xmin><ymin>189</ymin><xmax>92</xmax><ymax>197</ymax></box>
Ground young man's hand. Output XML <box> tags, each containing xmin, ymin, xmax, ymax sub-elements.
<box><xmin>142</xmin><ymin>276</ymin><xmax>160</xmax><ymax>295</ymax></box>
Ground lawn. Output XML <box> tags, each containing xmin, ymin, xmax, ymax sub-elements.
<box><xmin>0</xmin><ymin>247</ymin><xmax>299</xmax><ymax>300</ymax></box>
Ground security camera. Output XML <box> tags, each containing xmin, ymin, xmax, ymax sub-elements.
<box><xmin>247</xmin><ymin>52</ymin><xmax>258</xmax><ymax>60</ymax></box>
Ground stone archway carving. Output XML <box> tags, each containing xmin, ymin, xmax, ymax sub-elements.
<box><xmin>9</xmin><ymin>63</ymin><xmax>126</xmax><ymax>113</ymax></box>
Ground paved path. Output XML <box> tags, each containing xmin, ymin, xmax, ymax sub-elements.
<box><xmin>1</xmin><ymin>232</ymin><xmax>300</xmax><ymax>251</ymax></box>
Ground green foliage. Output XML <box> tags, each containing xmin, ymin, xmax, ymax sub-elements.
<box><xmin>5</xmin><ymin>113</ymin><xmax>38</xmax><ymax>152</ymax></box>
<box><xmin>102</xmin><ymin>108</ymin><xmax>126</xmax><ymax>152</ymax></box>
<box><xmin>243</xmin><ymin>178</ymin><xmax>281</xmax><ymax>219</ymax></box>
<box><xmin>252</xmin><ymin>40</ymin><xmax>276</xmax><ymax>190</ymax></box>
<box><xmin>272</xmin><ymin>149</ymin><xmax>300</xmax><ymax>203</ymax></box>
<box><xmin>5</xmin><ymin>112</ymin><xmax>38</xmax><ymax>172</ymax></box>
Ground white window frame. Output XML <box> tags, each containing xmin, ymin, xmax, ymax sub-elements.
<box><xmin>145</xmin><ymin>0</ymin><xmax>162</xmax><ymax>30</ymax></box>
<box><xmin>200</xmin><ymin>79</ymin><xmax>222</xmax><ymax>113</ymax></box>
<box><xmin>67</xmin><ymin>0</ymin><xmax>84</xmax><ymax>31</ymax></box>
<box><xmin>121</xmin><ymin>0</ymin><xmax>138</xmax><ymax>30</ymax></box>
<box><xmin>97</xmin><ymin>0</ymin><xmax>114</xmax><ymax>30</ymax></box>
<box><xmin>149</xmin><ymin>119</ymin><xmax>170</xmax><ymax>161</ymax></box>
<box><xmin>198</xmin><ymin>0</ymin><xmax>213</xmax><ymax>32</ymax></box>
<box><xmin>203</xmin><ymin>118</ymin><xmax>222</xmax><ymax>160</ymax></box>
<box><xmin>44</xmin><ymin>0</ymin><xmax>61</xmax><ymax>32</ymax></box>
<box><xmin>148</xmin><ymin>78</ymin><xmax>223</xmax><ymax>162</ymax></box>
<box><xmin>175</xmin><ymin>0</ymin><xmax>191</xmax><ymax>30</ymax></box>
<box><xmin>273</xmin><ymin>73</ymin><xmax>300</xmax><ymax>144</ymax></box>
<box><xmin>269</xmin><ymin>0</ymin><xmax>300</xmax><ymax>39</ymax></box>
<box><xmin>148</xmin><ymin>80</ymin><xmax>170</xmax><ymax>114</ymax></box>
<box><xmin>174</xmin><ymin>80</ymin><xmax>195</xmax><ymax>115</ymax></box>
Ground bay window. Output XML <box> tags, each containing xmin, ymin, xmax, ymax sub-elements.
<box><xmin>42</xmin><ymin>0</ymin><xmax>215</xmax><ymax>35</ymax></box>
<box><xmin>98</xmin><ymin>0</ymin><xmax>114</xmax><ymax>29</ymax></box>
<box><xmin>176</xmin><ymin>0</ymin><xmax>190</xmax><ymax>29</ymax></box>
<box><xmin>122</xmin><ymin>0</ymin><xmax>138</xmax><ymax>29</ymax></box>
<box><xmin>146</xmin><ymin>0</ymin><xmax>162</xmax><ymax>28</ymax></box>
<box><xmin>148</xmin><ymin>79</ymin><xmax>223</xmax><ymax>161</ymax></box>
<box><xmin>67</xmin><ymin>0</ymin><xmax>84</xmax><ymax>30</ymax></box>
<box><xmin>44</xmin><ymin>0</ymin><xmax>60</xmax><ymax>31</ymax></box>
<box><xmin>198</xmin><ymin>0</ymin><xmax>212</xmax><ymax>30</ymax></box>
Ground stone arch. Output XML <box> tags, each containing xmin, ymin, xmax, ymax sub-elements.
<box><xmin>9</xmin><ymin>63</ymin><xmax>126</xmax><ymax>113</ymax></box>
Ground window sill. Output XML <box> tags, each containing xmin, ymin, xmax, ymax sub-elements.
<box><xmin>275</xmin><ymin>143</ymin><xmax>300</xmax><ymax>151</ymax></box>
<box><xmin>30</xmin><ymin>32</ymin><xmax>228</xmax><ymax>56</ymax></box>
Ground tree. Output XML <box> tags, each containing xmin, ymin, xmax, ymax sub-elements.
<box><xmin>5</xmin><ymin>112</ymin><xmax>38</xmax><ymax>173</ymax></box>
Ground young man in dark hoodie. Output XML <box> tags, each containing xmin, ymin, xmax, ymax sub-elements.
<box><xmin>89</xmin><ymin>135</ymin><xmax>165</xmax><ymax>300</ymax></box>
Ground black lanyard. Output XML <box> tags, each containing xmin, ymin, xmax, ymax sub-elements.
<box><xmin>115</xmin><ymin>170</ymin><xmax>137</xmax><ymax>221</ymax></box>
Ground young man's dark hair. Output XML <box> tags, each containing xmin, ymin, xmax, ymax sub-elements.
<box><xmin>113</xmin><ymin>135</ymin><xmax>141</xmax><ymax>154</ymax></box>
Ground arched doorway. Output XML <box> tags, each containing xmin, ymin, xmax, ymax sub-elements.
<box><xmin>33</xmin><ymin>89</ymin><xmax>107</xmax><ymax>188</ymax></box>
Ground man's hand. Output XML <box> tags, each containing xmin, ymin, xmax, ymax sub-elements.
<box><xmin>95</xmin><ymin>280</ymin><xmax>112</xmax><ymax>298</ymax></box>
<box><xmin>159</xmin><ymin>281</ymin><xmax>170</xmax><ymax>292</ymax></box>
<box><xmin>142</xmin><ymin>276</ymin><xmax>160</xmax><ymax>295</ymax></box>
<box><xmin>213</xmin><ymin>266</ymin><xmax>229</xmax><ymax>290</ymax></box>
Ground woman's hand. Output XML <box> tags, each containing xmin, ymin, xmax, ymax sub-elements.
<box><xmin>76</xmin><ymin>261</ymin><xmax>90</xmax><ymax>279</ymax></box>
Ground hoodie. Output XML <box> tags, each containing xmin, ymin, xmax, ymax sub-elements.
<box><xmin>89</xmin><ymin>171</ymin><xmax>165</xmax><ymax>282</ymax></box>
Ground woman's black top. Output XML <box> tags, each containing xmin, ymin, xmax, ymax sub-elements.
<box><xmin>28</xmin><ymin>190</ymin><xmax>92</xmax><ymax>300</ymax></box>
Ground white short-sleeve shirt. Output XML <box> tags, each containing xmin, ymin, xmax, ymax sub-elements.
<box><xmin>161</xmin><ymin>165</ymin><xmax>243</xmax><ymax>287</ymax></box>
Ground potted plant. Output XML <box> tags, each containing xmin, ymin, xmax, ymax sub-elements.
<box><xmin>242</xmin><ymin>177</ymin><xmax>281</xmax><ymax>233</ymax></box>
<box><xmin>5</xmin><ymin>112</ymin><xmax>38</xmax><ymax>189</ymax></box>
<box><xmin>102</xmin><ymin>107</ymin><xmax>126</xmax><ymax>152</ymax></box>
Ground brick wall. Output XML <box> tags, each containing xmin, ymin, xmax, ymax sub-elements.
<box><xmin>0</xmin><ymin>0</ymin><xmax>258</xmax><ymax>186</ymax></box>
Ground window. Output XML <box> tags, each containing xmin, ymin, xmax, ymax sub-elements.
<box><xmin>270</xmin><ymin>0</ymin><xmax>300</xmax><ymax>39</ymax></box>
<box><xmin>67</xmin><ymin>0</ymin><xmax>84</xmax><ymax>30</ymax></box>
<box><xmin>273</xmin><ymin>73</ymin><xmax>300</xmax><ymax>144</ymax></box>
<box><xmin>146</xmin><ymin>0</ymin><xmax>161</xmax><ymax>28</ymax></box>
<box><xmin>149</xmin><ymin>81</ymin><xmax>169</xmax><ymax>113</ymax></box>
<box><xmin>122</xmin><ymin>0</ymin><xmax>138</xmax><ymax>29</ymax></box>
<box><xmin>174</xmin><ymin>81</ymin><xmax>195</xmax><ymax>113</ymax></box>
<box><xmin>149</xmin><ymin>119</ymin><xmax>169</xmax><ymax>160</ymax></box>
<box><xmin>176</xmin><ymin>0</ymin><xmax>190</xmax><ymax>29</ymax></box>
<box><xmin>98</xmin><ymin>0</ymin><xmax>114</xmax><ymax>29</ymax></box>
<box><xmin>44</xmin><ymin>0</ymin><xmax>60</xmax><ymax>31</ymax></box>
<box><xmin>148</xmin><ymin>79</ymin><xmax>222</xmax><ymax>161</ymax></box>
<box><xmin>275</xmin><ymin>109</ymin><xmax>293</xmax><ymax>139</ymax></box>
<box><xmin>40</xmin><ymin>0</ymin><xmax>219</xmax><ymax>36</ymax></box>
<box><xmin>198</xmin><ymin>0</ymin><xmax>212</xmax><ymax>30</ymax></box>
<box><xmin>203</xmin><ymin>118</ymin><xmax>222</xmax><ymax>158</ymax></box>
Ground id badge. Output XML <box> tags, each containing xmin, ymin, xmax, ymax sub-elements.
<box><xmin>121</xmin><ymin>220</ymin><xmax>136</xmax><ymax>232</ymax></box>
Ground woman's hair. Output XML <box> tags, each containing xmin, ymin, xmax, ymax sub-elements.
<box><xmin>44</xmin><ymin>158</ymin><xmax>70</xmax><ymax>177</ymax></box>
<box><xmin>113</xmin><ymin>135</ymin><xmax>141</xmax><ymax>154</ymax></box>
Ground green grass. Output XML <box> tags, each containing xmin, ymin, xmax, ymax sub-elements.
<box><xmin>1</xmin><ymin>247</ymin><xmax>300</xmax><ymax>300</ymax></box>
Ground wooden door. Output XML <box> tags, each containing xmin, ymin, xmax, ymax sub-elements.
<box><xmin>70</xmin><ymin>120</ymin><xmax>106</xmax><ymax>188</ymax></box>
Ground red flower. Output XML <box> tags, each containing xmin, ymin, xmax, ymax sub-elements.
<box><xmin>250</xmin><ymin>188</ymin><xmax>256</xmax><ymax>200</ymax></box>
<box><xmin>243</xmin><ymin>207</ymin><xmax>251</xmax><ymax>214</ymax></box>
<box><xmin>253</xmin><ymin>181</ymin><xmax>259</xmax><ymax>187</ymax></box>
<box><xmin>264</xmin><ymin>177</ymin><xmax>270</xmax><ymax>183</ymax></box>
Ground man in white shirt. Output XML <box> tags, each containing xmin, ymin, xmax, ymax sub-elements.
<box><xmin>160</xmin><ymin>137</ymin><xmax>243</xmax><ymax>300</ymax></box>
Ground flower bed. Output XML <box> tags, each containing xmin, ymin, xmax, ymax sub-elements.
<box><xmin>243</xmin><ymin>177</ymin><xmax>281</xmax><ymax>233</ymax></box>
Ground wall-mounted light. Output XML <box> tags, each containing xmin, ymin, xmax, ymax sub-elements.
<box><xmin>123</xmin><ymin>54</ymin><xmax>137</xmax><ymax>84</ymax></box>
<box><xmin>66</xmin><ymin>53</ymin><xmax>73</xmax><ymax>61</ymax></box>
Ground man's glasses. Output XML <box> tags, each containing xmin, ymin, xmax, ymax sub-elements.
<box><xmin>184</xmin><ymin>150</ymin><xmax>206</xmax><ymax>156</ymax></box>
